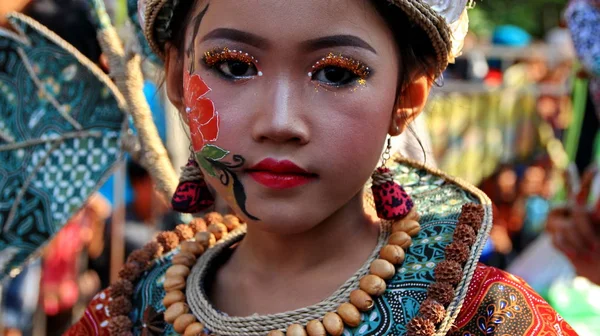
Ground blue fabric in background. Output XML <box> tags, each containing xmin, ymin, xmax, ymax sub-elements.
<box><xmin>98</xmin><ymin>81</ymin><xmax>166</xmax><ymax>205</ymax></box>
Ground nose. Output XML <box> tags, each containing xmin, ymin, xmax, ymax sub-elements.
<box><xmin>251</xmin><ymin>77</ymin><xmax>309</xmax><ymax>145</ymax></box>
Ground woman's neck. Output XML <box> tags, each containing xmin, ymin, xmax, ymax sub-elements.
<box><xmin>236</xmin><ymin>191</ymin><xmax>379</xmax><ymax>275</ymax></box>
<box><xmin>208</xmin><ymin>191</ymin><xmax>381</xmax><ymax>315</ymax></box>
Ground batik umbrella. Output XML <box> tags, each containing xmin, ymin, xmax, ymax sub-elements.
<box><xmin>0</xmin><ymin>0</ymin><xmax>177</xmax><ymax>281</ymax></box>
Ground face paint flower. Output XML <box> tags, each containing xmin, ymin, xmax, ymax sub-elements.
<box><xmin>184</xmin><ymin>72</ymin><xmax>220</xmax><ymax>151</ymax></box>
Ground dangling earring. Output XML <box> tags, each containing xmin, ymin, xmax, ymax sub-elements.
<box><xmin>171</xmin><ymin>148</ymin><xmax>215</xmax><ymax>213</ymax></box>
<box><xmin>371</xmin><ymin>138</ymin><xmax>414</xmax><ymax>220</ymax></box>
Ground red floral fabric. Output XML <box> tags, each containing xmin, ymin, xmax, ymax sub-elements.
<box><xmin>66</xmin><ymin>265</ymin><xmax>577</xmax><ymax>335</ymax></box>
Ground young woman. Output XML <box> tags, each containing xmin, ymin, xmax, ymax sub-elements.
<box><xmin>67</xmin><ymin>0</ymin><xmax>578</xmax><ymax>335</ymax></box>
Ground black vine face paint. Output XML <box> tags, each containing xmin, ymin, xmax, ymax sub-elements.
<box><xmin>196</xmin><ymin>146</ymin><xmax>259</xmax><ymax>221</ymax></box>
<box><xmin>186</xmin><ymin>3</ymin><xmax>209</xmax><ymax>74</ymax></box>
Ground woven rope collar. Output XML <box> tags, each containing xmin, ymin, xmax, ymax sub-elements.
<box><xmin>186</xmin><ymin>223</ymin><xmax>390</xmax><ymax>336</ymax></box>
<box><xmin>141</xmin><ymin>0</ymin><xmax>453</xmax><ymax>76</ymax></box>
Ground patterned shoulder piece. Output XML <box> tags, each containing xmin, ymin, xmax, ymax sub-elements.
<box><xmin>0</xmin><ymin>13</ymin><xmax>125</xmax><ymax>280</ymax></box>
<box><xmin>450</xmin><ymin>264</ymin><xmax>578</xmax><ymax>335</ymax></box>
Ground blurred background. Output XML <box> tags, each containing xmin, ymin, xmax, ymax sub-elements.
<box><xmin>1</xmin><ymin>0</ymin><xmax>599</xmax><ymax>335</ymax></box>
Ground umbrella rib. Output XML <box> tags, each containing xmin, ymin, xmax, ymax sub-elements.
<box><xmin>3</xmin><ymin>140</ymin><xmax>62</xmax><ymax>233</ymax></box>
<box><xmin>0</xmin><ymin>129</ymin><xmax>15</xmax><ymax>143</ymax></box>
<box><xmin>16</xmin><ymin>47</ymin><xmax>83</xmax><ymax>131</ymax></box>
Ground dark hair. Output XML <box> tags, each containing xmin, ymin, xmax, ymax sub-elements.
<box><xmin>23</xmin><ymin>0</ymin><xmax>103</xmax><ymax>63</ymax></box>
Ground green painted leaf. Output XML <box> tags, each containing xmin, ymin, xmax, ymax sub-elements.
<box><xmin>201</xmin><ymin>144</ymin><xmax>229</xmax><ymax>161</ymax></box>
<box><xmin>196</xmin><ymin>153</ymin><xmax>217</xmax><ymax>177</ymax></box>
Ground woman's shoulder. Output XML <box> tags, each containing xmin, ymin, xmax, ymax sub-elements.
<box><xmin>449</xmin><ymin>264</ymin><xmax>578</xmax><ymax>335</ymax></box>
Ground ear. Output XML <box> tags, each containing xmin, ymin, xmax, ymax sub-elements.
<box><xmin>164</xmin><ymin>43</ymin><xmax>187</xmax><ymax>123</ymax></box>
<box><xmin>389</xmin><ymin>75</ymin><xmax>431</xmax><ymax>136</ymax></box>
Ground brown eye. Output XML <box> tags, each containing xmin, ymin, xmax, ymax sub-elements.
<box><xmin>312</xmin><ymin>66</ymin><xmax>357</xmax><ymax>86</ymax></box>
<box><xmin>217</xmin><ymin>61</ymin><xmax>257</xmax><ymax>79</ymax></box>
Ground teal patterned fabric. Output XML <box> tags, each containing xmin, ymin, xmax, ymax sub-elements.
<box><xmin>127</xmin><ymin>161</ymin><xmax>484</xmax><ymax>335</ymax></box>
<box><xmin>0</xmin><ymin>14</ymin><xmax>125</xmax><ymax>280</ymax></box>
<box><xmin>127</xmin><ymin>0</ymin><xmax>163</xmax><ymax>66</ymax></box>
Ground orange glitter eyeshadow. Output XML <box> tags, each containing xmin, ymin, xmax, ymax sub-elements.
<box><xmin>202</xmin><ymin>47</ymin><xmax>258</xmax><ymax>67</ymax></box>
<box><xmin>308</xmin><ymin>53</ymin><xmax>371</xmax><ymax>79</ymax></box>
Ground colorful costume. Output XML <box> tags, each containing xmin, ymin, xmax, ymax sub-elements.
<box><xmin>66</xmin><ymin>158</ymin><xmax>577</xmax><ymax>335</ymax></box>
<box><xmin>0</xmin><ymin>0</ymin><xmax>580</xmax><ymax>335</ymax></box>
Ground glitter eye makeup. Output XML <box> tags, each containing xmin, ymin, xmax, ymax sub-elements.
<box><xmin>202</xmin><ymin>47</ymin><xmax>263</xmax><ymax>79</ymax></box>
<box><xmin>308</xmin><ymin>53</ymin><xmax>371</xmax><ymax>87</ymax></box>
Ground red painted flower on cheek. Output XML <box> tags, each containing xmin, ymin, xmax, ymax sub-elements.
<box><xmin>184</xmin><ymin>72</ymin><xmax>220</xmax><ymax>151</ymax></box>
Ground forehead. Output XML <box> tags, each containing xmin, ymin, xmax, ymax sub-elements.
<box><xmin>191</xmin><ymin>0</ymin><xmax>392</xmax><ymax>46</ymax></box>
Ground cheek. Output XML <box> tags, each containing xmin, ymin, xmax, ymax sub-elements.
<box><xmin>313</xmin><ymin>84</ymin><xmax>397</xmax><ymax>164</ymax></box>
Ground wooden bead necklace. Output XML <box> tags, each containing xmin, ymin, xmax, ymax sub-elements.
<box><xmin>156</xmin><ymin>209</ymin><xmax>420</xmax><ymax>336</ymax></box>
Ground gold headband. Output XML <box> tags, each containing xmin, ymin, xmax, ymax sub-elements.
<box><xmin>138</xmin><ymin>0</ymin><xmax>472</xmax><ymax>76</ymax></box>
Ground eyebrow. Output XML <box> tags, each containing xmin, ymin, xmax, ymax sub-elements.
<box><xmin>301</xmin><ymin>35</ymin><xmax>377</xmax><ymax>54</ymax></box>
<box><xmin>200</xmin><ymin>28</ymin><xmax>270</xmax><ymax>49</ymax></box>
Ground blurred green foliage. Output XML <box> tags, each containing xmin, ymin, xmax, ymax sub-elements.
<box><xmin>471</xmin><ymin>0</ymin><xmax>567</xmax><ymax>38</ymax></box>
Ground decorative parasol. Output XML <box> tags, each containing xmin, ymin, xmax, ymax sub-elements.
<box><xmin>0</xmin><ymin>0</ymin><xmax>178</xmax><ymax>281</ymax></box>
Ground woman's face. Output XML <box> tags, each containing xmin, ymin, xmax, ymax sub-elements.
<box><xmin>168</xmin><ymin>0</ymin><xmax>401</xmax><ymax>233</ymax></box>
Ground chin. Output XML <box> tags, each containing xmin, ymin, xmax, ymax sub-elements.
<box><xmin>238</xmin><ymin>201</ymin><xmax>328</xmax><ymax>236</ymax></box>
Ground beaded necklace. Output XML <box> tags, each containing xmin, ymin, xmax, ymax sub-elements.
<box><xmin>108</xmin><ymin>202</ymin><xmax>484</xmax><ymax>336</ymax></box>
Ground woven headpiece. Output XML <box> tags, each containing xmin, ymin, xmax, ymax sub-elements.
<box><xmin>136</xmin><ymin>0</ymin><xmax>472</xmax><ymax>76</ymax></box>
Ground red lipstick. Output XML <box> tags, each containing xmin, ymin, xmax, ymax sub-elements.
<box><xmin>248</xmin><ymin>158</ymin><xmax>316</xmax><ymax>189</ymax></box>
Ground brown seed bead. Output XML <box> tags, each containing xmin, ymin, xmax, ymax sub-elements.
<box><xmin>111</xmin><ymin>279</ymin><xmax>134</xmax><ymax>297</ymax></box>
<box><xmin>392</xmin><ymin>219</ymin><xmax>420</xmax><ymax>237</ymax></box>
<box><xmin>388</xmin><ymin>231</ymin><xmax>412</xmax><ymax>250</ymax></box>
<box><xmin>427</xmin><ymin>282</ymin><xmax>455</xmax><ymax>306</ymax></box>
<box><xmin>175</xmin><ymin>224</ymin><xmax>195</xmax><ymax>241</ymax></box>
<box><xmin>223</xmin><ymin>214</ymin><xmax>241</xmax><ymax>231</ymax></box>
<box><xmin>434</xmin><ymin>260</ymin><xmax>463</xmax><ymax>285</ymax></box>
<box><xmin>164</xmin><ymin>302</ymin><xmax>189</xmax><ymax>324</ymax></box>
<box><xmin>359</xmin><ymin>274</ymin><xmax>386</xmax><ymax>296</ymax></box>
<box><xmin>181</xmin><ymin>241</ymin><xmax>205</xmax><ymax>256</ymax></box>
<box><xmin>195</xmin><ymin>232</ymin><xmax>216</xmax><ymax>249</ymax></box>
<box><xmin>166</xmin><ymin>264</ymin><xmax>190</xmax><ymax>278</ymax></box>
<box><xmin>163</xmin><ymin>290</ymin><xmax>185</xmax><ymax>308</ymax></box>
<box><xmin>189</xmin><ymin>218</ymin><xmax>207</xmax><ymax>234</ymax></box>
<box><xmin>337</xmin><ymin>303</ymin><xmax>362</xmax><ymax>327</ymax></box>
<box><xmin>172</xmin><ymin>251</ymin><xmax>197</xmax><ymax>268</ymax></box>
<box><xmin>306</xmin><ymin>320</ymin><xmax>327</xmax><ymax>336</ymax></box>
<box><xmin>323</xmin><ymin>312</ymin><xmax>344</xmax><ymax>336</ymax></box>
<box><xmin>267</xmin><ymin>331</ymin><xmax>285</xmax><ymax>336</ymax></box>
<box><xmin>453</xmin><ymin>224</ymin><xmax>476</xmax><ymax>246</ymax></box>
<box><xmin>143</xmin><ymin>241</ymin><xmax>163</xmax><ymax>258</ymax></box>
<box><xmin>445</xmin><ymin>241</ymin><xmax>470</xmax><ymax>264</ymax></box>
<box><xmin>184</xmin><ymin>322</ymin><xmax>205</xmax><ymax>336</ymax></box>
<box><xmin>108</xmin><ymin>296</ymin><xmax>132</xmax><ymax>316</ymax></box>
<box><xmin>406</xmin><ymin>317</ymin><xmax>435</xmax><ymax>336</ymax></box>
<box><xmin>207</xmin><ymin>223</ymin><xmax>228</xmax><ymax>240</ymax></box>
<box><xmin>156</xmin><ymin>231</ymin><xmax>179</xmax><ymax>252</ymax></box>
<box><xmin>370</xmin><ymin>259</ymin><xmax>396</xmax><ymax>280</ymax></box>
<box><xmin>118</xmin><ymin>262</ymin><xmax>142</xmax><ymax>282</ymax></box>
<box><xmin>204</xmin><ymin>212</ymin><xmax>223</xmax><ymax>225</ymax></box>
<box><xmin>418</xmin><ymin>299</ymin><xmax>446</xmax><ymax>324</ymax></box>
<box><xmin>380</xmin><ymin>245</ymin><xmax>406</xmax><ymax>265</ymax></box>
<box><xmin>164</xmin><ymin>275</ymin><xmax>186</xmax><ymax>291</ymax></box>
<box><xmin>349</xmin><ymin>289</ymin><xmax>374</xmax><ymax>312</ymax></box>
<box><xmin>174</xmin><ymin>314</ymin><xmax>197</xmax><ymax>334</ymax></box>
<box><xmin>287</xmin><ymin>324</ymin><xmax>307</xmax><ymax>336</ymax></box>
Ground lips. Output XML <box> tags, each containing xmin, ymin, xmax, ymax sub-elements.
<box><xmin>247</xmin><ymin>158</ymin><xmax>317</xmax><ymax>189</ymax></box>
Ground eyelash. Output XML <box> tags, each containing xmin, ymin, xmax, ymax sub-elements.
<box><xmin>202</xmin><ymin>47</ymin><xmax>263</xmax><ymax>79</ymax></box>
<box><xmin>308</xmin><ymin>53</ymin><xmax>371</xmax><ymax>86</ymax></box>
